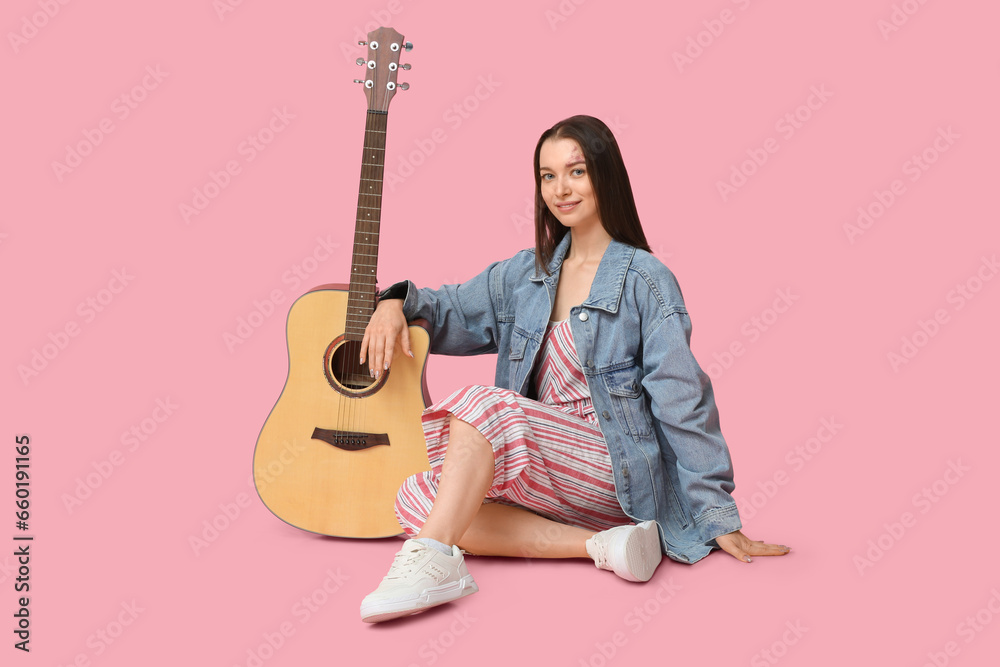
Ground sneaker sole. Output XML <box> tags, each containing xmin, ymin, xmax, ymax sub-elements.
<box><xmin>360</xmin><ymin>575</ymin><xmax>478</xmax><ymax>623</ymax></box>
<box><xmin>610</xmin><ymin>520</ymin><xmax>662</xmax><ymax>582</ymax></box>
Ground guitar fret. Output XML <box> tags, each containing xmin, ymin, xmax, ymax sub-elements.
<box><xmin>346</xmin><ymin>111</ymin><xmax>387</xmax><ymax>320</ymax></box>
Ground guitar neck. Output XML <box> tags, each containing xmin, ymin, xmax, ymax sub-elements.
<box><xmin>345</xmin><ymin>110</ymin><xmax>388</xmax><ymax>341</ymax></box>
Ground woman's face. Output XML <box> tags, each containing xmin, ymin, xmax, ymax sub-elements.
<box><xmin>538</xmin><ymin>137</ymin><xmax>601</xmax><ymax>234</ymax></box>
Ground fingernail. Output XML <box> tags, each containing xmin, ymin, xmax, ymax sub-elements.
<box><xmin>384</xmin><ymin>362</ymin><xmax>389</xmax><ymax>371</ymax></box>
<box><xmin>744</xmin><ymin>556</ymin><xmax>752</xmax><ymax>563</ymax></box>
<box><xmin>369</xmin><ymin>369</ymin><xmax>375</xmax><ymax>378</ymax></box>
<box><xmin>359</xmin><ymin>357</ymin><xmax>364</xmax><ymax>364</ymax></box>
<box><xmin>408</xmin><ymin>350</ymin><xmax>414</xmax><ymax>358</ymax></box>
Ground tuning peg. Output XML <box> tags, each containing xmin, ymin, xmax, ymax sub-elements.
<box><xmin>353</xmin><ymin>79</ymin><xmax>364</xmax><ymax>84</ymax></box>
<box><xmin>358</xmin><ymin>41</ymin><xmax>367</xmax><ymax>46</ymax></box>
<box><xmin>355</xmin><ymin>58</ymin><xmax>365</xmax><ymax>66</ymax></box>
<box><xmin>398</xmin><ymin>82</ymin><xmax>410</xmax><ymax>90</ymax></box>
<box><xmin>401</xmin><ymin>63</ymin><xmax>412</xmax><ymax>70</ymax></box>
<box><xmin>403</xmin><ymin>41</ymin><xmax>413</xmax><ymax>51</ymax></box>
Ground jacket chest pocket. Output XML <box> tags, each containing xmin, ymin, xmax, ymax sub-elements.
<box><xmin>601</xmin><ymin>363</ymin><xmax>653</xmax><ymax>438</ymax></box>
<box><xmin>506</xmin><ymin>328</ymin><xmax>534</xmax><ymax>392</ymax></box>
<box><xmin>508</xmin><ymin>328</ymin><xmax>529</xmax><ymax>361</ymax></box>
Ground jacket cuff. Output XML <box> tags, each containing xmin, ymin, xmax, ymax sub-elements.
<box><xmin>377</xmin><ymin>280</ymin><xmax>410</xmax><ymax>303</ymax></box>
<box><xmin>694</xmin><ymin>502</ymin><xmax>743</xmax><ymax>545</ymax></box>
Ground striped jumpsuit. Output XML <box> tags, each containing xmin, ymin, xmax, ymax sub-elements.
<box><xmin>394</xmin><ymin>317</ymin><xmax>632</xmax><ymax>536</ymax></box>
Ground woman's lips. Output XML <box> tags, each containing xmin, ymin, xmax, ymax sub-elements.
<box><xmin>555</xmin><ymin>201</ymin><xmax>579</xmax><ymax>212</ymax></box>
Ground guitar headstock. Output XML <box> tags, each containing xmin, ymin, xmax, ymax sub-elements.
<box><xmin>354</xmin><ymin>26</ymin><xmax>412</xmax><ymax>112</ymax></box>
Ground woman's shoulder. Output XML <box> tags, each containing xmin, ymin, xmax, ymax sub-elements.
<box><xmin>622</xmin><ymin>245</ymin><xmax>687</xmax><ymax>312</ymax></box>
<box><xmin>490</xmin><ymin>246</ymin><xmax>539</xmax><ymax>279</ymax></box>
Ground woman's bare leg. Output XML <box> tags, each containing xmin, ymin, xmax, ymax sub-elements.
<box><xmin>414</xmin><ymin>415</ymin><xmax>597</xmax><ymax>558</ymax></box>
<box><xmin>456</xmin><ymin>503</ymin><xmax>595</xmax><ymax>558</ymax></box>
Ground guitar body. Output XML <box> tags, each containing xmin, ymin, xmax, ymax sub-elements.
<box><xmin>254</xmin><ymin>283</ymin><xmax>432</xmax><ymax>538</ymax></box>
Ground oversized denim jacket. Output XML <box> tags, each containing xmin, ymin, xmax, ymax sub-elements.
<box><xmin>394</xmin><ymin>234</ymin><xmax>742</xmax><ymax>564</ymax></box>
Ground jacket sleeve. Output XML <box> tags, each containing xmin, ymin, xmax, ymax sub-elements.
<box><xmin>638</xmin><ymin>273</ymin><xmax>742</xmax><ymax>545</ymax></box>
<box><xmin>388</xmin><ymin>259</ymin><xmax>505</xmax><ymax>357</ymax></box>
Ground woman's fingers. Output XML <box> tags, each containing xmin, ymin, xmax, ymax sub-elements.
<box><xmin>716</xmin><ymin>530</ymin><xmax>790</xmax><ymax>563</ymax></box>
<box><xmin>746</xmin><ymin>540</ymin><xmax>791</xmax><ymax>558</ymax></box>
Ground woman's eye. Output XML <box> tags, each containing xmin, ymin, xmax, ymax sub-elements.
<box><xmin>573</xmin><ymin>168</ymin><xmax>585</xmax><ymax>176</ymax></box>
<box><xmin>541</xmin><ymin>173</ymin><xmax>553</xmax><ymax>180</ymax></box>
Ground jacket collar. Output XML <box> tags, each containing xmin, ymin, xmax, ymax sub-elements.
<box><xmin>530</xmin><ymin>233</ymin><xmax>635</xmax><ymax>314</ymax></box>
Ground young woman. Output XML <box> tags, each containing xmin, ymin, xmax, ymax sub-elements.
<box><xmin>358</xmin><ymin>115</ymin><xmax>790</xmax><ymax>623</ymax></box>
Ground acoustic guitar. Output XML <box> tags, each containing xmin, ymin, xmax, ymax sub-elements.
<box><xmin>253</xmin><ymin>26</ymin><xmax>431</xmax><ymax>538</ymax></box>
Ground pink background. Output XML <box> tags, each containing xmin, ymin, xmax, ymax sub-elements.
<box><xmin>4</xmin><ymin>1</ymin><xmax>999</xmax><ymax>665</ymax></box>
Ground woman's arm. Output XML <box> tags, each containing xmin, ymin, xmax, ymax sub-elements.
<box><xmin>360</xmin><ymin>257</ymin><xmax>510</xmax><ymax>377</ymax></box>
<box><xmin>636</xmin><ymin>265</ymin><xmax>790</xmax><ymax>562</ymax></box>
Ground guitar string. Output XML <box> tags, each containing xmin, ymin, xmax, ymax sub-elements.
<box><xmin>336</xmin><ymin>44</ymin><xmax>395</xmax><ymax>449</ymax></box>
<box><xmin>366</xmin><ymin>50</ymin><xmax>393</xmax><ymax>444</ymax></box>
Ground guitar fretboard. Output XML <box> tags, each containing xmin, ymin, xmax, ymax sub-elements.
<box><xmin>345</xmin><ymin>110</ymin><xmax>388</xmax><ymax>341</ymax></box>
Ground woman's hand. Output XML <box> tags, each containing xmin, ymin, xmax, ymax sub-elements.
<box><xmin>715</xmin><ymin>530</ymin><xmax>790</xmax><ymax>563</ymax></box>
<box><xmin>360</xmin><ymin>299</ymin><xmax>412</xmax><ymax>379</ymax></box>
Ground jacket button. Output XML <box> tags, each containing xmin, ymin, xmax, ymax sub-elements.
<box><xmin>587</xmin><ymin>360</ymin><xmax>594</xmax><ymax>368</ymax></box>
<box><xmin>602</xmin><ymin>410</ymin><xmax>610</xmax><ymax>419</ymax></box>
<box><xmin>622</xmin><ymin>467</ymin><xmax>629</xmax><ymax>477</ymax></box>
<box><xmin>578</xmin><ymin>311</ymin><xmax>589</xmax><ymax>322</ymax></box>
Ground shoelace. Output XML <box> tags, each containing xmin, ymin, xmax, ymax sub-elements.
<box><xmin>587</xmin><ymin>535</ymin><xmax>609</xmax><ymax>568</ymax></box>
<box><xmin>385</xmin><ymin>545</ymin><xmax>425</xmax><ymax>580</ymax></box>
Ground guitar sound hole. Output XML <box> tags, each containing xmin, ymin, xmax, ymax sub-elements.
<box><xmin>328</xmin><ymin>340</ymin><xmax>378</xmax><ymax>391</ymax></box>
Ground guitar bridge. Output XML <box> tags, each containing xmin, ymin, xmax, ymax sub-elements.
<box><xmin>312</xmin><ymin>427</ymin><xmax>389</xmax><ymax>451</ymax></box>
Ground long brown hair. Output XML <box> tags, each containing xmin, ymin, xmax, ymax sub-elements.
<box><xmin>533</xmin><ymin>115</ymin><xmax>650</xmax><ymax>274</ymax></box>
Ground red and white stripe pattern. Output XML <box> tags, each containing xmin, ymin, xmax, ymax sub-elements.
<box><xmin>394</xmin><ymin>319</ymin><xmax>630</xmax><ymax>537</ymax></box>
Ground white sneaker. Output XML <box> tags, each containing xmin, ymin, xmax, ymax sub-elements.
<box><xmin>360</xmin><ymin>539</ymin><xmax>478</xmax><ymax>623</ymax></box>
<box><xmin>585</xmin><ymin>520</ymin><xmax>662</xmax><ymax>582</ymax></box>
